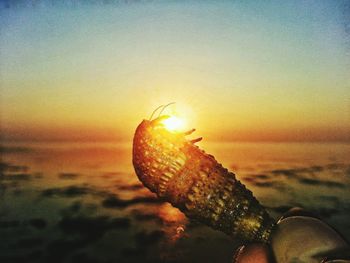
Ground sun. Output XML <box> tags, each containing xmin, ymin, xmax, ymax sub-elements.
<box><xmin>162</xmin><ymin>116</ymin><xmax>186</xmax><ymax>132</ymax></box>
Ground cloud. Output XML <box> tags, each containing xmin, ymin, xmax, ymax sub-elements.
<box><xmin>0</xmin><ymin>220</ymin><xmax>21</xmax><ymax>228</ymax></box>
<box><xmin>118</xmin><ymin>184</ymin><xmax>144</xmax><ymax>191</ymax></box>
<box><xmin>131</xmin><ymin>209</ymin><xmax>160</xmax><ymax>222</ymax></box>
<box><xmin>270</xmin><ymin>166</ymin><xmax>325</xmax><ymax>178</ymax></box>
<box><xmin>134</xmin><ymin>230</ymin><xmax>165</xmax><ymax>246</ymax></box>
<box><xmin>2</xmin><ymin>173</ymin><xmax>32</xmax><ymax>181</ymax></box>
<box><xmin>60</xmin><ymin>201</ymin><xmax>82</xmax><ymax>216</ymax></box>
<box><xmin>102</xmin><ymin>195</ymin><xmax>162</xmax><ymax>209</ymax></box>
<box><xmin>28</xmin><ymin>218</ymin><xmax>47</xmax><ymax>229</ymax></box>
<box><xmin>252</xmin><ymin>182</ymin><xmax>274</xmax><ymax>187</ymax></box>
<box><xmin>0</xmin><ymin>162</ymin><xmax>29</xmax><ymax>172</ymax></box>
<box><xmin>58</xmin><ymin>216</ymin><xmax>130</xmax><ymax>238</ymax></box>
<box><xmin>270</xmin><ymin>168</ymin><xmax>299</xmax><ymax>178</ymax></box>
<box><xmin>58</xmin><ymin>173</ymin><xmax>80</xmax><ymax>180</ymax></box>
<box><xmin>268</xmin><ymin>205</ymin><xmax>295</xmax><ymax>214</ymax></box>
<box><xmin>0</xmin><ymin>147</ymin><xmax>32</xmax><ymax>154</ymax></box>
<box><xmin>14</xmin><ymin>237</ymin><xmax>44</xmax><ymax>249</ymax></box>
<box><xmin>298</xmin><ymin>178</ymin><xmax>345</xmax><ymax>188</ymax></box>
<box><xmin>41</xmin><ymin>186</ymin><xmax>91</xmax><ymax>198</ymax></box>
<box><xmin>70</xmin><ymin>252</ymin><xmax>114</xmax><ymax>263</ymax></box>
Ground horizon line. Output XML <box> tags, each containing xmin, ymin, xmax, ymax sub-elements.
<box><xmin>1</xmin><ymin>138</ymin><xmax>350</xmax><ymax>144</ymax></box>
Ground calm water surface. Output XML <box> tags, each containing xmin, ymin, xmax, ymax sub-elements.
<box><xmin>1</xmin><ymin>142</ymin><xmax>349</xmax><ymax>263</ymax></box>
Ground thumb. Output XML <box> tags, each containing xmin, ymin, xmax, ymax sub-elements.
<box><xmin>233</xmin><ymin>243</ymin><xmax>274</xmax><ymax>263</ymax></box>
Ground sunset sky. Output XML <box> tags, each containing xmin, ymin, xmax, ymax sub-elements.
<box><xmin>0</xmin><ymin>0</ymin><xmax>349</xmax><ymax>142</ymax></box>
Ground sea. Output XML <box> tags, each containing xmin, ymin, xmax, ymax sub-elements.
<box><xmin>1</xmin><ymin>141</ymin><xmax>349</xmax><ymax>263</ymax></box>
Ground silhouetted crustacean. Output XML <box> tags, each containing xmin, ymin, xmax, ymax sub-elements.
<box><xmin>132</xmin><ymin>112</ymin><xmax>275</xmax><ymax>243</ymax></box>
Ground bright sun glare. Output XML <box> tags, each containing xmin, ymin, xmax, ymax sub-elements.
<box><xmin>162</xmin><ymin>116</ymin><xmax>185</xmax><ymax>132</ymax></box>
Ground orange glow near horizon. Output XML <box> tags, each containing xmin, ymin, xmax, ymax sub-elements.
<box><xmin>0</xmin><ymin>2</ymin><xmax>349</xmax><ymax>143</ymax></box>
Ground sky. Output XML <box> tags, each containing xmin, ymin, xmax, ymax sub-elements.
<box><xmin>0</xmin><ymin>0</ymin><xmax>349</xmax><ymax>142</ymax></box>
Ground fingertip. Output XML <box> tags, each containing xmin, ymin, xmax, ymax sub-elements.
<box><xmin>233</xmin><ymin>243</ymin><xmax>273</xmax><ymax>263</ymax></box>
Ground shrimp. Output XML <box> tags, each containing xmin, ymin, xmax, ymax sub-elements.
<box><xmin>132</xmin><ymin>114</ymin><xmax>275</xmax><ymax>243</ymax></box>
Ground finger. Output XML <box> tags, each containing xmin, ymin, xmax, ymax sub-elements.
<box><xmin>233</xmin><ymin>243</ymin><xmax>274</xmax><ymax>263</ymax></box>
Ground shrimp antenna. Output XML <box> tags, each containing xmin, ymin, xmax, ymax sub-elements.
<box><xmin>149</xmin><ymin>105</ymin><xmax>165</xmax><ymax>121</ymax></box>
<box><xmin>158</xmin><ymin>102</ymin><xmax>175</xmax><ymax>117</ymax></box>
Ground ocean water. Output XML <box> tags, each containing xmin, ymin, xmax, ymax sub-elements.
<box><xmin>0</xmin><ymin>141</ymin><xmax>349</xmax><ymax>263</ymax></box>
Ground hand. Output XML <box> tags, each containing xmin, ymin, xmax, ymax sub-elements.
<box><xmin>233</xmin><ymin>208</ymin><xmax>350</xmax><ymax>263</ymax></box>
